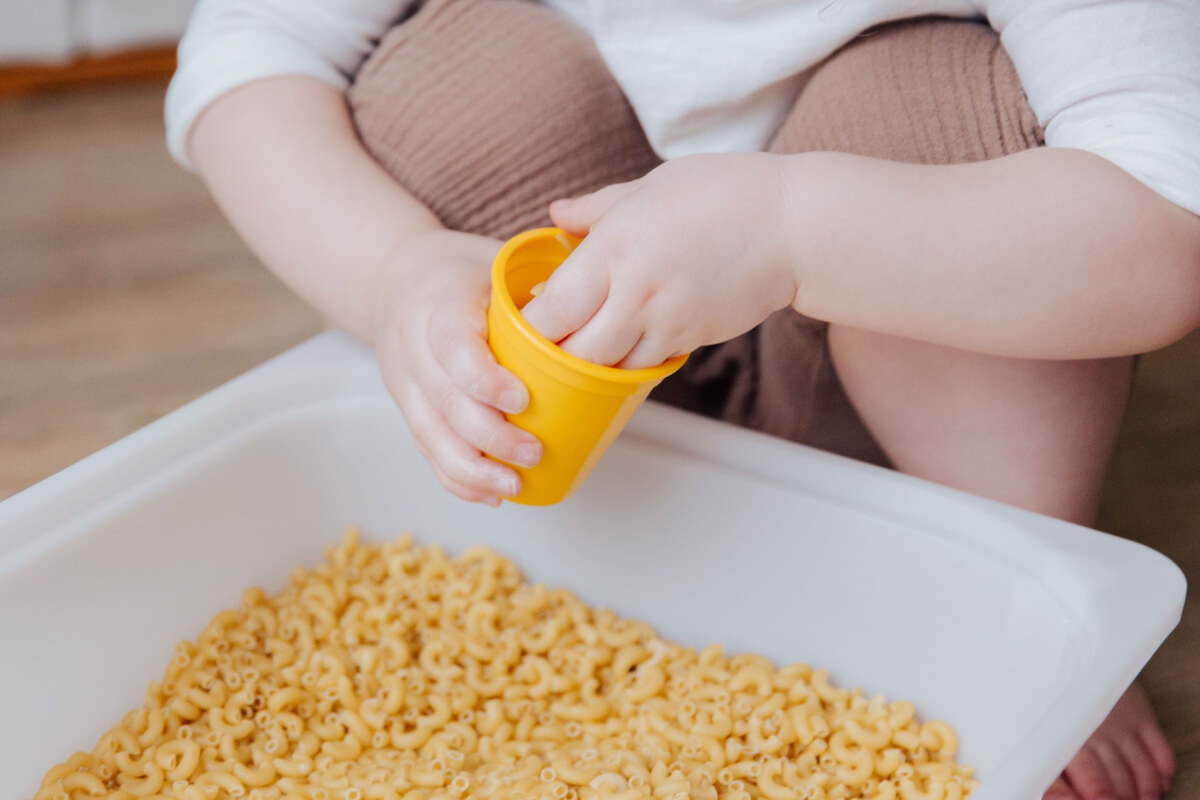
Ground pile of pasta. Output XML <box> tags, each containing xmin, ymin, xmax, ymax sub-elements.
<box><xmin>32</xmin><ymin>529</ymin><xmax>976</xmax><ymax>800</ymax></box>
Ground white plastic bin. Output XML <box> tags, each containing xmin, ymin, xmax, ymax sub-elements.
<box><xmin>0</xmin><ymin>332</ymin><xmax>1185</xmax><ymax>800</ymax></box>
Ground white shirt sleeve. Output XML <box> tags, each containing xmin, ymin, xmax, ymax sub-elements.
<box><xmin>165</xmin><ymin>0</ymin><xmax>414</xmax><ymax>170</ymax></box>
<box><xmin>987</xmin><ymin>0</ymin><xmax>1200</xmax><ymax>216</ymax></box>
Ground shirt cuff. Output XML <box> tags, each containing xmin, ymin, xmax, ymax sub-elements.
<box><xmin>165</xmin><ymin>27</ymin><xmax>352</xmax><ymax>171</ymax></box>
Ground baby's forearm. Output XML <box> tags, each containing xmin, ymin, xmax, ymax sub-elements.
<box><xmin>782</xmin><ymin>148</ymin><xmax>1200</xmax><ymax>358</ymax></box>
<box><xmin>189</xmin><ymin>76</ymin><xmax>441</xmax><ymax>343</ymax></box>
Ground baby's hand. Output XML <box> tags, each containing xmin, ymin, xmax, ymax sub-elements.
<box><xmin>372</xmin><ymin>230</ymin><xmax>541</xmax><ymax>505</ymax></box>
<box><xmin>521</xmin><ymin>154</ymin><xmax>798</xmax><ymax>368</ymax></box>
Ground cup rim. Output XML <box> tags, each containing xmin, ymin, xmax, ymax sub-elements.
<box><xmin>491</xmin><ymin>227</ymin><xmax>688</xmax><ymax>385</ymax></box>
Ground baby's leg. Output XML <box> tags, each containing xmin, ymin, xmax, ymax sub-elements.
<box><xmin>830</xmin><ymin>334</ymin><xmax>1131</xmax><ymax>523</ymax></box>
<box><xmin>831</xmin><ymin>337</ymin><xmax>1178</xmax><ymax>798</ymax></box>
<box><xmin>770</xmin><ymin>18</ymin><xmax>1173</xmax><ymax>800</ymax></box>
<box><xmin>830</xmin><ymin>340</ymin><xmax>1172</xmax><ymax>800</ymax></box>
<box><xmin>348</xmin><ymin>0</ymin><xmax>660</xmax><ymax>240</ymax></box>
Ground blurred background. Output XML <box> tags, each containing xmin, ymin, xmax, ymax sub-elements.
<box><xmin>1</xmin><ymin>0</ymin><xmax>322</xmax><ymax>497</ymax></box>
<box><xmin>0</xmin><ymin>2</ymin><xmax>1197</xmax><ymax>795</ymax></box>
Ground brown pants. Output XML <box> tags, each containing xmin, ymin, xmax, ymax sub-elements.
<box><xmin>348</xmin><ymin>0</ymin><xmax>1043</xmax><ymax>465</ymax></box>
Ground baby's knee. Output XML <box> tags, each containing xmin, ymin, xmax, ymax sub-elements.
<box><xmin>770</xmin><ymin>17</ymin><xmax>1042</xmax><ymax>164</ymax></box>
<box><xmin>348</xmin><ymin>0</ymin><xmax>658</xmax><ymax>239</ymax></box>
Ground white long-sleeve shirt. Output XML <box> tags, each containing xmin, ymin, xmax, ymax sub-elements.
<box><xmin>165</xmin><ymin>0</ymin><xmax>1200</xmax><ymax>216</ymax></box>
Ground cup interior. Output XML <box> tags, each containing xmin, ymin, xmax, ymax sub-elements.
<box><xmin>491</xmin><ymin>228</ymin><xmax>686</xmax><ymax>384</ymax></box>
<box><xmin>499</xmin><ymin>231</ymin><xmax>580</xmax><ymax>308</ymax></box>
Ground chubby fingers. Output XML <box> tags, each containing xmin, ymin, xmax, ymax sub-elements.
<box><xmin>429</xmin><ymin>312</ymin><xmax>529</xmax><ymax>415</ymax></box>
<box><xmin>518</xmin><ymin>237</ymin><xmax>611</xmax><ymax>347</ymax></box>
<box><xmin>558</xmin><ymin>313</ymin><xmax>683</xmax><ymax>370</ymax></box>
<box><xmin>519</xmin><ymin>238</ymin><xmax>683</xmax><ymax>367</ymax></box>
<box><xmin>549</xmin><ymin>179</ymin><xmax>641</xmax><ymax>235</ymax></box>
<box><xmin>528</xmin><ymin>178</ymin><xmax>682</xmax><ymax>366</ymax></box>
<box><xmin>379</xmin><ymin>322</ymin><xmax>542</xmax><ymax>504</ymax></box>
<box><xmin>427</xmin><ymin>314</ymin><xmax>543</xmax><ymax>469</ymax></box>
<box><xmin>524</xmin><ymin>180</ymin><xmax>643</xmax><ymax>356</ymax></box>
<box><xmin>398</xmin><ymin>383</ymin><xmax>519</xmax><ymax>505</ymax></box>
<box><xmin>618</xmin><ymin>335</ymin><xmax>683</xmax><ymax>370</ymax></box>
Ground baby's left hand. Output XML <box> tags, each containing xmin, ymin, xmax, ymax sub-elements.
<box><xmin>521</xmin><ymin>153</ymin><xmax>798</xmax><ymax>368</ymax></box>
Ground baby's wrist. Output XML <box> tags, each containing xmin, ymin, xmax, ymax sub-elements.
<box><xmin>774</xmin><ymin>152</ymin><xmax>830</xmax><ymax>316</ymax></box>
<box><xmin>775</xmin><ymin>151</ymin><xmax>898</xmax><ymax>321</ymax></box>
<box><xmin>364</xmin><ymin>225</ymin><xmax>444</xmax><ymax>345</ymax></box>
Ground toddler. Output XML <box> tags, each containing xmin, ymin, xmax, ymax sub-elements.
<box><xmin>166</xmin><ymin>1</ymin><xmax>1200</xmax><ymax>798</ymax></box>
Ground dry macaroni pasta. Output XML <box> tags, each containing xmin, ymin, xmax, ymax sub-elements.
<box><xmin>30</xmin><ymin>529</ymin><xmax>976</xmax><ymax>800</ymax></box>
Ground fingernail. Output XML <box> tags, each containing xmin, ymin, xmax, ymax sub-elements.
<box><xmin>513</xmin><ymin>442</ymin><xmax>542</xmax><ymax>467</ymax></box>
<box><xmin>497</xmin><ymin>387</ymin><xmax>527</xmax><ymax>414</ymax></box>
<box><xmin>499</xmin><ymin>474</ymin><xmax>520</xmax><ymax>497</ymax></box>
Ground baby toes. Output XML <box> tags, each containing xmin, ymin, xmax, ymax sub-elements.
<box><xmin>1066</xmin><ymin>684</ymin><xmax>1174</xmax><ymax>800</ymax></box>
<box><xmin>1044</xmin><ymin>775</ymin><xmax>1082</xmax><ymax>800</ymax></box>
<box><xmin>1064</xmin><ymin>745</ymin><xmax>1119</xmax><ymax>800</ymax></box>
<box><xmin>1136</xmin><ymin>723</ymin><xmax>1176</xmax><ymax>793</ymax></box>
<box><xmin>1089</xmin><ymin>739</ymin><xmax>1137</xmax><ymax>800</ymax></box>
<box><xmin>1115</xmin><ymin>734</ymin><xmax>1165</xmax><ymax>800</ymax></box>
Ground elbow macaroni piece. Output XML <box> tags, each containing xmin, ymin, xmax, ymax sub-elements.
<box><xmin>29</xmin><ymin>529</ymin><xmax>976</xmax><ymax>800</ymax></box>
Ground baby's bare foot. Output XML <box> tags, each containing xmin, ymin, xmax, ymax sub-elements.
<box><xmin>1043</xmin><ymin>682</ymin><xmax>1175</xmax><ymax>800</ymax></box>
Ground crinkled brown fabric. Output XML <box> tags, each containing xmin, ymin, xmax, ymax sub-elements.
<box><xmin>348</xmin><ymin>6</ymin><xmax>1043</xmax><ymax>466</ymax></box>
<box><xmin>348</xmin><ymin>0</ymin><xmax>661</xmax><ymax>241</ymax></box>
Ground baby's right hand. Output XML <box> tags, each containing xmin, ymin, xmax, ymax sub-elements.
<box><xmin>371</xmin><ymin>229</ymin><xmax>542</xmax><ymax>505</ymax></box>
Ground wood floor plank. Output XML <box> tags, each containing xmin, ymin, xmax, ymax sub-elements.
<box><xmin>0</xmin><ymin>82</ymin><xmax>321</xmax><ymax>497</ymax></box>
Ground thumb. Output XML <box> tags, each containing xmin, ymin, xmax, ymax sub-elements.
<box><xmin>549</xmin><ymin>179</ymin><xmax>641</xmax><ymax>235</ymax></box>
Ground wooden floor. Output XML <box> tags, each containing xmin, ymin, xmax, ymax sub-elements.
<box><xmin>2</xmin><ymin>82</ymin><xmax>1197</xmax><ymax>796</ymax></box>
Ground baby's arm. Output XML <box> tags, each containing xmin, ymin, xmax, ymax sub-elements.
<box><xmin>527</xmin><ymin>0</ymin><xmax>1200</xmax><ymax>365</ymax></box>
<box><xmin>172</xmin><ymin>0</ymin><xmax>432</xmax><ymax>338</ymax></box>
<box><xmin>524</xmin><ymin>148</ymin><xmax>1199</xmax><ymax>367</ymax></box>
<box><xmin>193</xmin><ymin>78</ymin><xmax>539</xmax><ymax>503</ymax></box>
<box><xmin>778</xmin><ymin>147</ymin><xmax>1200</xmax><ymax>359</ymax></box>
<box><xmin>192</xmin><ymin>78</ymin><xmax>539</xmax><ymax>504</ymax></box>
<box><xmin>191</xmin><ymin>77</ymin><xmax>436</xmax><ymax>340</ymax></box>
<box><xmin>785</xmin><ymin>0</ymin><xmax>1200</xmax><ymax>359</ymax></box>
<box><xmin>175</xmin><ymin>0</ymin><xmax>543</xmax><ymax>503</ymax></box>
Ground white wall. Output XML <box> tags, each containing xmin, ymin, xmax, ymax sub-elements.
<box><xmin>0</xmin><ymin>0</ymin><xmax>197</xmax><ymax>64</ymax></box>
<box><xmin>77</xmin><ymin>0</ymin><xmax>197</xmax><ymax>54</ymax></box>
<box><xmin>0</xmin><ymin>0</ymin><xmax>75</xmax><ymax>62</ymax></box>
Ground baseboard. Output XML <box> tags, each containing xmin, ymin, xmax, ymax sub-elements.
<box><xmin>0</xmin><ymin>45</ymin><xmax>176</xmax><ymax>98</ymax></box>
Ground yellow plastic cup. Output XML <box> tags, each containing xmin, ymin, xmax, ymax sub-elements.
<box><xmin>487</xmin><ymin>227</ymin><xmax>687</xmax><ymax>505</ymax></box>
